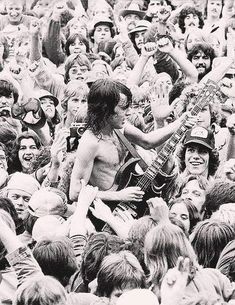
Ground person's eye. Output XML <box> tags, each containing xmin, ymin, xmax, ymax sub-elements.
<box><xmin>181</xmin><ymin>214</ymin><xmax>189</xmax><ymax>220</ymax></box>
<box><xmin>81</xmin><ymin>99</ymin><xmax>87</xmax><ymax>104</ymax></box>
<box><xmin>170</xmin><ymin>212</ymin><xmax>176</xmax><ymax>217</ymax></box>
<box><xmin>19</xmin><ymin>146</ymin><xmax>26</xmax><ymax>150</ymax></box>
<box><xmin>24</xmin><ymin>197</ymin><xmax>30</xmax><ymax>203</ymax></box>
<box><xmin>30</xmin><ymin>146</ymin><xmax>37</xmax><ymax>150</ymax></box>
<box><xmin>71</xmin><ymin>42</ymin><xmax>75</xmax><ymax>46</ymax></box>
<box><xmin>182</xmin><ymin>189</ymin><xmax>189</xmax><ymax>195</ymax></box>
<box><xmin>193</xmin><ymin>191</ymin><xmax>202</xmax><ymax>197</ymax></box>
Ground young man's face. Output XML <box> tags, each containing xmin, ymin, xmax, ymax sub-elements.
<box><xmin>134</xmin><ymin>30</ymin><xmax>145</xmax><ymax>50</ymax></box>
<box><xmin>69</xmin><ymin>38</ymin><xmax>87</xmax><ymax>55</ymax></box>
<box><xmin>191</xmin><ymin>50</ymin><xmax>211</xmax><ymax>79</ymax></box>
<box><xmin>207</xmin><ymin>0</ymin><xmax>223</xmax><ymax>18</ymax></box>
<box><xmin>93</xmin><ymin>25</ymin><xmax>111</xmax><ymax>44</ymax></box>
<box><xmin>67</xmin><ymin>94</ymin><xmax>87</xmax><ymax>120</ymax></box>
<box><xmin>181</xmin><ymin>179</ymin><xmax>206</xmax><ymax>212</ymax></box>
<box><xmin>18</xmin><ymin>138</ymin><xmax>39</xmax><ymax>173</ymax></box>
<box><xmin>7</xmin><ymin>189</ymin><xmax>30</xmax><ymax>221</ymax></box>
<box><xmin>184</xmin><ymin>13</ymin><xmax>200</xmax><ymax>31</ymax></box>
<box><xmin>0</xmin><ymin>94</ymin><xmax>14</xmax><ymax>116</ymax></box>
<box><xmin>108</xmin><ymin>94</ymin><xmax>129</xmax><ymax>129</ymax></box>
<box><xmin>185</xmin><ymin>144</ymin><xmax>210</xmax><ymax>177</ymax></box>
<box><xmin>6</xmin><ymin>0</ymin><xmax>24</xmax><ymax>23</ymax></box>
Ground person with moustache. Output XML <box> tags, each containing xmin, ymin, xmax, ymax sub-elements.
<box><xmin>187</xmin><ymin>42</ymin><xmax>216</xmax><ymax>82</ymax></box>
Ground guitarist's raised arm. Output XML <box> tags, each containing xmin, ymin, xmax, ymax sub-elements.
<box><xmin>124</xmin><ymin>112</ymin><xmax>197</xmax><ymax>150</ymax></box>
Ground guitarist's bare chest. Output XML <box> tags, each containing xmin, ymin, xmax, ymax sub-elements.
<box><xmin>96</xmin><ymin>135</ymin><xmax>128</xmax><ymax>168</ymax></box>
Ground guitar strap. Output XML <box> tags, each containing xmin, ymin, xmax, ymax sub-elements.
<box><xmin>114</xmin><ymin>129</ymin><xmax>148</xmax><ymax>171</ymax></box>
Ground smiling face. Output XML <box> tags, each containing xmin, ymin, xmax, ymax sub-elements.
<box><xmin>6</xmin><ymin>0</ymin><xmax>24</xmax><ymax>24</ymax></box>
<box><xmin>191</xmin><ymin>50</ymin><xmax>211</xmax><ymax>79</ymax></box>
<box><xmin>185</xmin><ymin>144</ymin><xmax>210</xmax><ymax>177</ymax></box>
<box><xmin>18</xmin><ymin>138</ymin><xmax>39</xmax><ymax>173</ymax></box>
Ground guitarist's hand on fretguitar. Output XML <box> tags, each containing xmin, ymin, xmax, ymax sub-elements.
<box><xmin>117</xmin><ymin>186</ymin><xmax>145</xmax><ymax>202</ymax></box>
<box><xmin>173</xmin><ymin>112</ymin><xmax>197</xmax><ymax>130</ymax></box>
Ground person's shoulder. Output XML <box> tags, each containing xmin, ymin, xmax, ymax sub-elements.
<box><xmin>79</xmin><ymin>129</ymin><xmax>100</xmax><ymax>148</ymax></box>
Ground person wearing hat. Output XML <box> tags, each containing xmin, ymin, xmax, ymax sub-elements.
<box><xmin>128</xmin><ymin>20</ymin><xmax>151</xmax><ymax>54</ymax></box>
<box><xmin>177</xmin><ymin>126</ymin><xmax>220</xmax><ymax>180</ymax></box>
<box><xmin>4</xmin><ymin>172</ymin><xmax>40</xmax><ymax>222</ymax></box>
<box><xmin>119</xmin><ymin>3</ymin><xmax>145</xmax><ymax>32</ymax></box>
<box><xmin>89</xmin><ymin>15</ymin><xmax>115</xmax><ymax>53</ymax></box>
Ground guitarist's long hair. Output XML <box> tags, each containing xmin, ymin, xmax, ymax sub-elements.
<box><xmin>86</xmin><ymin>78</ymin><xmax>132</xmax><ymax>137</ymax></box>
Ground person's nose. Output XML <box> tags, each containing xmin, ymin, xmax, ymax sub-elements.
<box><xmin>16</xmin><ymin>197</ymin><xmax>25</xmax><ymax>207</ymax></box>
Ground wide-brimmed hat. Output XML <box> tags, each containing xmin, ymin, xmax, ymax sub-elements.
<box><xmin>91</xmin><ymin>15</ymin><xmax>114</xmax><ymax>30</ymax></box>
<box><xmin>128</xmin><ymin>20</ymin><xmax>151</xmax><ymax>35</ymax></box>
<box><xmin>119</xmin><ymin>3</ymin><xmax>145</xmax><ymax>19</ymax></box>
<box><xmin>35</xmin><ymin>89</ymin><xmax>59</xmax><ymax>107</ymax></box>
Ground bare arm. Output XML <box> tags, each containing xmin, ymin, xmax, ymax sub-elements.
<box><xmin>157</xmin><ymin>37</ymin><xmax>198</xmax><ymax>83</ymax></box>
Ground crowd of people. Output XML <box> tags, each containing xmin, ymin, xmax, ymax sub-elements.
<box><xmin>0</xmin><ymin>0</ymin><xmax>235</xmax><ymax>304</ymax></box>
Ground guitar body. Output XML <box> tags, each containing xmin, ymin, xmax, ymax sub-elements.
<box><xmin>107</xmin><ymin>157</ymin><xmax>166</xmax><ymax>220</ymax></box>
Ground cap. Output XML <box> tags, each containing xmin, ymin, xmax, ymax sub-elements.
<box><xmin>27</xmin><ymin>187</ymin><xmax>68</xmax><ymax>218</ymax></box>
<box><xmin>119</xmin><ymin>3</ymin><xmax>145</xmax><ymax>19</ymax></box>
<box><xmin>128</xmin><ymin>20</ymin><xmax>151</xmax><ymax>35</ymax></box>
<box><xmin>92</xmin><ymin>16</ymin><xmax>113</xmax><ymax>30</ymax></box>
<box><xmin>184</xmin><ymin>126</ymin><xmax>215</xmax><ymax>150</ymax></box>
<box><xmin>35</xmin><ymin>89</ymin><xmax>59</xmax><ymax>107</ymax></box>
<box><xmin>6</xmin><ymin>172</ymin><xmax>40</xmax><ymax>196</ymax></box>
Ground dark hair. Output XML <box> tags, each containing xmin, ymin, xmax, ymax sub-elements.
<box><xmin>89</xmin><ymin>22</ymin><xmax>115</xmax><ymax>44</ymax></box>
<box><xmin>96</xmin><ymin>251</ymin><xmax>146</xmax><ymax>297</ymax></box>
<box><xmin>110</xmin><ymin>57</ymin><xmax>133</xmax><ymax>71</ymax></box>
<box><xmin>187</xmin><ymin>42</ymin><xmax>216</xmax><ymax>65</ymax></box>
<box><xmin>169</xmin><ymin>198</ymin><xmax>201</xmax><ymax>233</ymax></box>
<box><xmin>178</xmin><ymin>7</ymin><xmax>204</xmax><ymax>34</ymax></box>
<box><xmin>0</xmin><ymin>197</ymin><xmax>22</xmax><ymax>233</ymax></box>
<box><xmin>177</xmin><ymin>143</ymin><xmax>220</xmax><ymax>177</ymax></box>
<box><xmin>80</xmin><ymin>232</ymin><xmax>125</xmax><ymax>286</ymax></box>
<box><xmin>65</xmin><ymin>33</ymin><xmax>90</xmax><ymax>56</ymax></box>
<box><xmin>86</xmin><ymin>78</ymin><xmax>132</xmax><ymax>136</ymax></box>
<box><xmin>33</xmin><ymin>237</ymin><xmax>78</xmax><ymax>287</ymax></box>
<box><xmin>216</xmin><ymin>240</ymin><xmax>235</xmax><ymax>282</ymax></box>
<box><xmin>168</xmin><ymin>81</ymin><xmax>189</xmax><ymax>105</ymax></box>
<box><xmin>191</xmin><ymin>219</ymin><xmax>235</xmax><ymax>268</ymax></box>
<box><xmin>11</xmin><ymin>131</ymin><xmax>42</xmax><ymax>174</ymax></box>
<box><xmin>203</xmin><ymin>181</ymin><xmax>235</xmax><ymax>218</ymax></box>
<box><xmin>0</xmin><ymin>79</ymin><xmax>18</xmax><ymax>103</ymax></box>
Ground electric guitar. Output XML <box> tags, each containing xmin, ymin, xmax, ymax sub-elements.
<box><xmin>103</xmin><ymin>80</ymin><xmax>220</xmax><ymax>230</ymax></box>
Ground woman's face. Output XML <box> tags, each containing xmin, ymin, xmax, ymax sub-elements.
<box><xmin>67</xmin><ymin>94</ymin><xmax>87</xmax><ymax>120</ymax></box>
<box><xmin>170</xmin><ymin>202</ymin><xmax>190</xmax><ymax>233</ymax></box>
<box><xmin>134</xmin><ymin>30</ymin><xmax>145</xmax><ymax>50</ymax></box>
<box><xmin>207</xmin><ymin>0</ymin><xmax>223</xmax><ymax>18</ymax></box>
<box><xmin>40</xmin><ymin>97</ymin><xmax>56</xmax><ymax>119</ymax></box>
<box><xmin>68</xmin><ymin>63</ymin><xmax>89</xmax><ymax>81</ymax></box>
<box><xmin>69</xmin><ymin>37</ymin><xmax>87</xmax><ymax>55</ymax></box>
<box><xmin>18</xmin><ymin>138</ymin><xmax>39</xmax><ymax>173</ymax></box>
<box><xmin>6</xmin><ymin>0</ymin><xmax>24</xmax><ymax>23</ymax></box>
<box><xmin>181</xmin><ymin>180</ymin><xmax>206</xmax><ymax>212</ymax></box>
<box><xmin>33</xmin><ymin>0</ymin><xmax>50</xmax><ymax>18</ymax></box>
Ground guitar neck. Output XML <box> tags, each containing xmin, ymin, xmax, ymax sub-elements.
<box><xmin>137</xmin><ymin>80</ymin><xmax>219</xmax><ymax>191</ymax></box>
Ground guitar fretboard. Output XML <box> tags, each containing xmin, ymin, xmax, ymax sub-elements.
<box><xmin>137</xmin><ymin>80</ymin><xmax>219</xmax><ymax>191</ymax></box>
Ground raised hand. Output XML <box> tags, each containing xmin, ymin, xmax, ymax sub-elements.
<box><xmin>117</xmin><ymin>186</ymin><xmax>144</xmax><ymax>202</ymax></box>
<box><xmin>29</xmin><ymin>20</ymin><xmax>41</xmax><ymax>37</ymax></box>
<box><xmin>77</xmin><ymin>179</ymin><xmax>98</xmax><ymax>208</ymax></box>
<box><xmin>220</xmin><ymin>77</ymin><xmax>235</xmax><ymax>98</ymax></box>
<box><xmin>147</xmin><ymin>197</ymin><xmax>169</xmax><ymax>223</ymax></box>
<box><xmin>89</xmin><ymin>198</ymin><xmax>112</xmax><ymax>223</ymax></box>
<box><xmin>50</xmin><ymin>128</ymin><xmax>69</xmax><ymax>167</ymax></box>
<box><xmin>157</xmin><ymin>37</ymin><xmax>174</xmax><ymax>54</ymax></box>
<box><xmin>161</xmin><ymin>257</ymin><xmax>190</xmax><ymax>305</ymax></box>
<box><xmin>149</xmin><ymin>79</ymin><xmax>172</xmax><ymax>121</ymax></box>
<box><xmin>157</xmin><ymin>5</ymin><xmax>172</xmax><ymax>22</ymax></box>
<box><xmin>116</xmin><ymin>16</ymin><xmax>129</xmax><ymax>42</ymax></box>
<box><xmin>141</xmin><ymin>42</ymin><xmax>158</xmax><ymax>58</ymax></box>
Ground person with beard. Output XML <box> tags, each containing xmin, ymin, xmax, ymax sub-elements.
<box><xmin>178</xmin><ymin>6</ymin><xmax>204</xmax><ymax>35</ymax></box>
<box><xmin>187</xmin><ymin>42</ymin><xmax>216</xmax><ymax>82</ymax></box>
